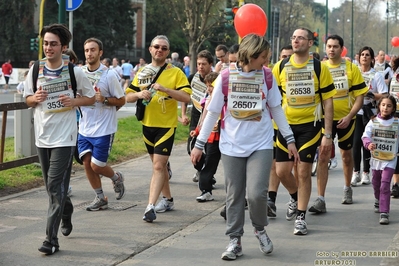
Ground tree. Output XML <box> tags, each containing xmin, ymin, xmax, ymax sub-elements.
<box><xmin>0</xmin><ymin>0</ymin><xmax>36</xmax><ymax>66</ymax></box>
<box><xmin>145</xmin><ymin>0</ymin><xmax>188</xmax><ymax>60</ymax></box>
<box><xmin>169</xmin><ymin>0</ymin><xmax>227</xmax><ymax>75</ymax></box>
<box><xmin>43</xmin><ymin>0</ymin><xmax>137</xmax><ymax>62</ymax></box>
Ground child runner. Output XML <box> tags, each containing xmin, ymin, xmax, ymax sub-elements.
<box><xmin>362</xmin><ymin>95</ymin><xmax>398</xmax><ymax>225</ymax></box>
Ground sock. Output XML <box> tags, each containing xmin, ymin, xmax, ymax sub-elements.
<box><xmin>344</xmin><ymin>185</ymin><xmax>350</xmax><ymax>190</ymax></box>
<box><xmin>297</xmin><ymin>210</ymin><xmax>306</xmax><ymax>220</ymax></box>
<box><xmin>290</xmin><ymin>191</ymin><xmax>298</xmax><ymax>202</ymax></box>
<box><xmin>318</xmin><ymin>196</ymin><xmax>325</xmax><ymax>201</ymax></box>
<box><xmin>94</xmin><ymin>187</ymin><xmax>105</xmax><ymax>199</ymax></box>
<box><xmin>269</xmin><ymin>191</ymin><xmax>277</xmax><ymax>203</ymax></box>
<box><xmin>167</xmin><ymin>197</ymin><xmax>173</xmax><ymax>202</ymax></box>
<box><xmin>111</xmin><ymin>173</ymin><xmax>119</xmax><ymax>182</ymax></box>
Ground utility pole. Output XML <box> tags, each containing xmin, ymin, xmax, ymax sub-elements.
<box><xmin>58</xmin><ymin>0</ymin><xmax>66</xmax><ymax>24</ymax></box>
<box><xmin>386</xmin><ymin>0</ymin><xmax>389</xmax><ymax>53</ymax></box>
<box><xmin>266</xmin><ymin>0</ymin><xmax>271</xmax><ymax>42</ymax></box>
<box><xmin>325</xmin><ymin>0</ymin><xmax>328</xmax><ymax>49</ymax></box>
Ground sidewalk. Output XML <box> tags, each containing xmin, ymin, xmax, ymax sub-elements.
<box><xmin>0</xmin><ymin>144</ymin><xmax>399</xmax><ymax>266</ymax></box>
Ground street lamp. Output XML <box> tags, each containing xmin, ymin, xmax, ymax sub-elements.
<box><xmin>386</xmin><ymin>0</ymin><xmax>389</xmax><ymax>53</ymax></box>
<box><xmin>351</xmin><ymin>0</ymin><xmax>354</xmax><ymax>59</ymax></box>
<box><xmin>336</xmin><ymin>18</ymin><xmax>350</xmax><ymax>44</ymax></box>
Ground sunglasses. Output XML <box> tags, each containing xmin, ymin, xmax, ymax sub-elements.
<box><xmin>152</xmin><ymin>45</ymin><xmax>169</xmax><ymax>51</ymax></box>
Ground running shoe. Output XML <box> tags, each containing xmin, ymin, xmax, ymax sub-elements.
<box><xmin>286</xmin><ymin>198</ymin><xmax>297</xmax><ymax>221</ymax></box>
<box><xmin>380</xmin><ymin>213</ymin><xmax>389</xmax><ymax>225</ymax></box>
<box><xmin>342</xmin><ymin>187</ymin><xmax>353</xmax><ymax>204</ymax></box>
<box><xmin>221</xmin><ymin>238</ymin><xmax>243</xmax><ymax>260</ymax></box>
<box><xmin>254</xmin><ymin>229</ymin><xmax>273</xmax><ymax>255</ymax></box>
<box><xmin>294</xmin><ymin>214</ymin><xmax>308</xmax><ymax>235</ymax></box>
<box><xmin>86</xmin><ymin>196</ymin><xmax>108</xmax><ymax>211</ymax></box>
<box><xmin>113</xmin><ymin>171</ymin><xmax>125</xmax><ymax>200</ymax></box>
<box><xmin>308</xmin><ymin>198</ymin><xmax>326</xmax><ymax>213</ymax></box>
<box><xmin>267</xmin><ymin>199</ymin><xmax>277</xmax><ymax>218</ymax></box>
<box><xmin>351</xmin><ymin>171</ymin><xmax>361</xmax><ymax>186</ymax></box>
<box><xmin>361</xmin><ymin>172</ymin><xmax>371</xmax><ymax>185</ymax></box>
<box><xmin>196</xmin><ymin>191</ymin><xmax>214</xmax><ymax>202</ymax></box>
<box><xmin>143</xmin><ymin>204</ymin><xmax>156</xmax><ymax>222</ymax></box>
<box><xmin>155</xmin><ymin>197</ymin><xmax>174</xmax><ymax>213</ymax></box>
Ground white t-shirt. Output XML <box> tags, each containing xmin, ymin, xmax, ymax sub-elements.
<box><xmin>79</xmin><ymin>63</ymin><xmax>125</xmax><ymax>137</ymax></box>
<box><xmin>358</xmin><ymin>68</ymin><xmax>388</xmax><ymax>115</ymax></box>
<box><xmin>23</xmin><ymin>60</ymin><xmax>95</xmax><ymax>148</ymax></box>
<box><xmin>205</xmin><ymin>70</ymin><xmax>282</xmax><ymax>157</ymax></box>
<box><xmin>111</xmin><ymin>65</ymin><xmax>123</xmax><ymax>80</ymax></box>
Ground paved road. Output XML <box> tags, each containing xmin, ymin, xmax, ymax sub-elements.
<box><xmin>0</xmin><ymin>144</ymin><xmax>398</xmax><ymax>266</ymax></box>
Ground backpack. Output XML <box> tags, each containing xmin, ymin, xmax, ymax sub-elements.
<box><xmin>32</xmin><ymin>60</ymin><xmax>77</xmax><ymax>96</ymax></box>
<box><xmin>278</xmin><ymin>56</ymin><xmax>324</xmax><ymax>114</ymax></box>
<box><xmin>220</xmin><ymin>66</ymin><xmax>273</xmax><ymax>128</ymax></box>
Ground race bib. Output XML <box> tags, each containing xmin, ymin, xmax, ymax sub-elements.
<box><xmin>191</xmin><ymin>74</ymin><xmax>207</xmax><ymax>112</ymax></box>
<box><xmin>330</xmin><ymin>66</ymin><xmax>349</xmax><ymax>99</ymax></box>
<box><xmin>42</xmin><ymin>79</ymin><xmax>72</xmax><ymax>113</ymax></box>
<box><xmin>227</xmin><ymin>66</ymin><xmax>263</xmax><ymax>121</ymax></box>
<box><xmin>285</xmin><ymin>67</ymin><xmax>315</xmax><ymax>107</ymax></box>
<box><xmin>137</xmin><ymin>65</ymin><xmax>160</xmax><ymax>89</ymax></box>
<box><xmin>371</xmin><ymin>119</ymin><xmax>399</xmax><ymax>161</ymax></box>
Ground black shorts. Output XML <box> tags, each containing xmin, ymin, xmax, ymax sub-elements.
<box><xmin>122</xmin><ymin>75</ymin><xmax>131</xmax><ymax>80</ymax></box>
<box><xmin>143</xmin><ymin>126</ymin><xmax>176</xmax><ymax>156</ymax></box>
<box><xmin>4</xmin><ymin>76</ymin><xmax>10</xmax><ymax>84</ymax></box>
<box><xmin>330</xmin><ymin>119</ymin><xmax>356</xmax><ymax>151</ymax></box>
<box><xmin>276</xmin><ymin>121</ymin><xmax>322</xmax><ymax>163</ymax></box>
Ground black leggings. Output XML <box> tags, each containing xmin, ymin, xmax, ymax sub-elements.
<box><xmin>353</xmin><ymin>114</ymin><xmax>370</xmax><ymax>173</ymax></box>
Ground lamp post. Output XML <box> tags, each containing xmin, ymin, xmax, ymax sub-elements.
<box><xmin>336</xmin><ymin>18</ymin><xmax>350</xmax><ymax>46</ymax></box>
<box><xmin>351</xmin><ymin>0</ymin><xmax>354</xmax><ymax>58</ymax></box>
<box><xmin>325</xmin><ymin>0</ymin><xmax>328</xmax><ymax>46</ymax></box>
<box><xmin>386</xmin><ymin>0</ymin><xmax>389</xmax><ymax>53</ymax></box>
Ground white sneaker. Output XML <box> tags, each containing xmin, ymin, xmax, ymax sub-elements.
<box><xmin>361</xmin><ymin>172</ymin><xmax>371</xmax><ymax>185</ymax></box>
<box><xmin>330</xmin><ymin>157</ymin><xmax>338</xmax><ymax>168</ymax></box>
<box><xmin>351</xmin><ymin>172</ymin><xmax>361</xmax><ymax>186</ymax></box>
<box><xmin>254</xmin><ymin>229</ymin><xmax>273</xmax><ymax>254</ymax></box>
<box><xmin>196</xmin><ymin>191</ymin><xmax>214</xmax><ymax>202</ymax></box>
<box><xmin>154</xmin><ymin>197</ymin><xmax>174</xmax><ymax>213</ymax></box>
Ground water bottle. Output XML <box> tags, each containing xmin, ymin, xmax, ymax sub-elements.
<box><xmin>143</xmin><ymin>87</ymin><xmax>156</xmax><ymax>106</ymax></box>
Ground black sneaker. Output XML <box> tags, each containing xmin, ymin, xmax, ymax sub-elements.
<box><xmin>61</xmin><ymin>216</ymin><xmax>73</xmax><ymax>236</ymax></box>
<box><xmin>267</xmin><ymin>199</ymin><xmax>277</xmax><ymax>218</ymax></box>
<box><xmin>391</xmin><ymin>184</ymin><xmax>399</xmax><ymax>198</ymax></box>
<box><xmin>220</xmin><ymin>205</ymin><xmax>226</xmax><ymax>220</ymax></box>
<box><xmin>38</xmin><ymin>241</ymin><xmax>59</xmax><ymax>255</ymax></box>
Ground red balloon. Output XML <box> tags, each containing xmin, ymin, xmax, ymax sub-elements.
<box><xmin>341</xmin><ymin>46</ymin><xmax>347</xmax><ymax>57</ymax></box>
<box><xmin>391</xmin><ymin>37</ymin><xmax>399</xmax><ymax>47</ymax></box>
<box><xmin>234</xmin><ymin>4</ymin><xmax>268</xmax><ymax>38</ymax></box>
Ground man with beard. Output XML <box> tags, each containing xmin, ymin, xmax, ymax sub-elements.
<box><xmin>79</xmin><ymin>38</ymin><xmax>126</xmax><ymax>211</ymax></box>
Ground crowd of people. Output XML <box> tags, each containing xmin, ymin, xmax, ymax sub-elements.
<box><xmin>20</xmin><ymin>23</ymin><xmax>399</xmax><ymax>261</ymax></box>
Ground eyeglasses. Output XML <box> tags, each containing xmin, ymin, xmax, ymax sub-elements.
<box><xmin>152</xmin><ymin>45</ymin><xmax>169</xmax><ymax>51</ymax></box>
<box><xmin>216</xmin><ymin>54</ymin><xmax>226</xmax><ymax>59</ymax></box>
<box><xmin>290</xmin><ymin>36</ymin><xmax>310</xmax><ymax>41</ymax></box>
<box><xmin>43</xmin><ymin>41</ymin><xmax>62</xmax><ymax>47</ymax></box>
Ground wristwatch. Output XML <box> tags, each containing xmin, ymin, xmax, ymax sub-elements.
<box><xmin>103</xmin><ymin>97</ymin><xmax>109</xmax><ymax>105</ymax></box>
<box><xmin>324</xmin><ymin>133</ymin><xmax>332</xmax><ymax>139</ymax></box>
